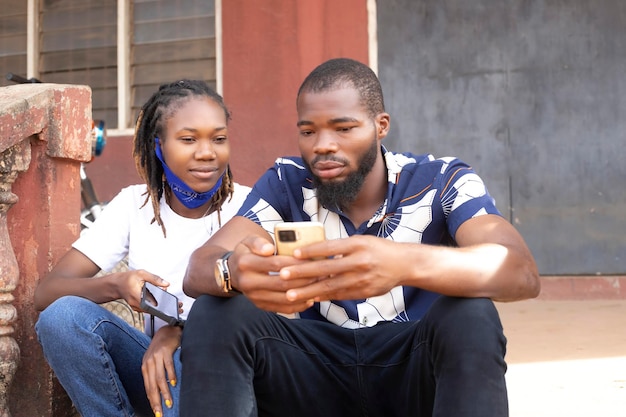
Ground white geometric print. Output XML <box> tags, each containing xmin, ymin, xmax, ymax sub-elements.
<box><xmin>380</xmin><ymin>189</ymin><xmax>437</xmax><ymax>243</ymax></box>
<box><xmin>320</xmin><ymin>190</ymin><xmax>437</xmax><ymax>327</ymax></box>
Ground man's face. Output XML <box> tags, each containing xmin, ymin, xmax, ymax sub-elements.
<box><xmin>296</xmin><ymin>87</ymin><xmax>388</xmax><ymax>209</ymax></box>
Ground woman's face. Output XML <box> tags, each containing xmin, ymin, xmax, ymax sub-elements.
<box><xmin>159</xmin><ymin>97</ymin><xmax>230</xmax><ymax>194</ymax></box>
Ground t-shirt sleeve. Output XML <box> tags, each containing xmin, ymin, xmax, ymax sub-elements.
<box><xmin>72</xmin><ymin>186</ymin><xmax>135</xmax><ymax>271</ymax></box>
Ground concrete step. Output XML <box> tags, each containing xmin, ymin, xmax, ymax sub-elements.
<box><xmin>497</xmin><ymin>299</ymin><xmax>626</xmax><ymax>417</ymax></box>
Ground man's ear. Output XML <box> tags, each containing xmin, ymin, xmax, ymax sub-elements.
<box><xmin>375</xmin><ymin>113</ymin><xmax>391</xmax><ymax>139</ymax></box>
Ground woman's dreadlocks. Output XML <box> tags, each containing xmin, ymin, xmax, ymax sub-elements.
<box><xmin>132</xmin><ymin>79</ymin><xmax>235</xmax><ymax>237</ymax></box>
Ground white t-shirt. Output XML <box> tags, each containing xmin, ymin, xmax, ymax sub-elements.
<box><xmin>73</xmin><ymin>182</ymin><xmax>251</xmax><ymax>332</ymax></box>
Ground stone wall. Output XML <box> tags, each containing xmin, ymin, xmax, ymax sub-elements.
<box><xmin>0</xmin><ymin>83</ymin><xmax>91</xmax><ymax>417</ymax></box>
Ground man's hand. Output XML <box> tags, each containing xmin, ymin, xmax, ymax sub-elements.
<box><xmin>230</xmin><ymin>235</ymin><xmax>400</xmax><ymax>314</ymax></box>
<box><xmin>230</xmin><ymin>235</ymin><xmax>322</xmax><ymax>313</ymax></box>
<box><xmin>277</xmin><ymin>235</ymin><xmax>403</xmax><ymax>304</ymax></box>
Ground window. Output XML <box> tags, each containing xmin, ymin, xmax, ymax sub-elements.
<box><xmin>40</xmin><ymin>0</ymin><xmax>118</xmax><ymax>127</ymax></box>
<box><xmin>131</xmin><ymin>0</ymin><xmax>216</xmax><ymax>127</ymax></box>
<box><xmin>0</xmin><ymin>1</ymin><xmax>27</xmax><ymax>84</ymax></box>
<box><xmin>0</xmin><ymin>0</ymin><xmax>217</xmax><ymax>133</ymax></box>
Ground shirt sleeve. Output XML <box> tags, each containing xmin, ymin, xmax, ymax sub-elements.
<box><xmin>236</xmin><ymin>158</ymin><xmax>308</xmax><ymax>234</ymax></box>
<box><xmin>72</xmin><ymin>186</ymin><xmax>135</xmax><ymax>271</ymax></box>
<box><xmin>437</xmin><ymin>158</ymin><xmax>501</xmax><ymax>238</ymax></box>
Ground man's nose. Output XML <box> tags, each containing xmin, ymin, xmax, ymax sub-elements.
<box><xmin>313</xmin><ymin>130</ymin><xmax>339</xmax><ymax>153</ymax></box>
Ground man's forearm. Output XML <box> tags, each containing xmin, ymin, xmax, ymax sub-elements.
<box><xmin>402</xmin><ymin>242</ymin><xmax>540</xmax><ymax>302</ymax></box>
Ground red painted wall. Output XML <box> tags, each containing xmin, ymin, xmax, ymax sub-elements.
<box><xmin>221</xmin><ymin>0</ymin><xmax>370</xmax><ymax>186</ymax></box>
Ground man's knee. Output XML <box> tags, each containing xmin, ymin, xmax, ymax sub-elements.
<box><xmin>183</xmin><ymin>295</ymin><xmax>267</xmax><ymax>347</ymax></box>
<box><xmin>425</xmin><ymin>297</ymin><xmax>505</xmax><ymax>348</ymax></box>
<box><xmin>187</xmin><ymin>294</ymin><xmax>259</xmax><ymax>326</ymax></box>
<box><xmin>429</xmin><ymin>296</ymin><xmax>500</xmax><ymax>324</ymax></box>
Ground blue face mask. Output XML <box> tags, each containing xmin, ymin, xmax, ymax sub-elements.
<box><xmin>154</xmin><ymin>137</ymin><xmax>224</xmax><ymax>209</ymax></box>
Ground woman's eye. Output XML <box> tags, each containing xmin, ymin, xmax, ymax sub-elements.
<box><xmin>214</xmin><ymin>136</ymin><xmax>228</xmax><ymax>143</ymax></box>
<box><xmin>180</xmin><ymin>136</ymin><xmax>195</xmax><ymax>142</ymax></box>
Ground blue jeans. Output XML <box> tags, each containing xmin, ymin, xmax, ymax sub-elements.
<box><xmin>180</xmin><ymin>295</ymin><xmax>508</xmax><ymax>417</ymax></box>
<box><xmin>35</xmin><ymin>296</ymin><xmax>181</xmax><ymax>417</ymax></box>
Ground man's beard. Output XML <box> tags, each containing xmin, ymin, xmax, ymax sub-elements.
<box><xmin>307</xmin><ymin>139</ymin><xmax>379</xmax><ymax>211</ymax></box>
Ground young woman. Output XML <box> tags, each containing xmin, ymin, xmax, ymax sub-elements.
<box><xmin>34</xmin><ymin>79</ymin><xmax>250</xmax><ymax>417</ymax></box>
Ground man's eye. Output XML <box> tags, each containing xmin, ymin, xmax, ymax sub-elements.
<box><xmin>338</xmin><ymin>126</ymin><xmax>353</xmax><ymax>132</ymax></box>
<box><xmin>214</xmin><ymin>136</ymin><xmax>228</xmax><ymax>143</ymax></box>
<box><xmin>299</xmin><ymin>130</ymin><xmax>314</xmax><ymax>137</ymax></box>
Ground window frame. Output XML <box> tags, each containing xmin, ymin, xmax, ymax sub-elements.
<box><xmin>25</xmin><ymin>0</ymin><xmax>222</xmax><ymax>136</ymax></box>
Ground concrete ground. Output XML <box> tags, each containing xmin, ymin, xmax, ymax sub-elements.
<box><xmin>496</xmin><ymin>299</ymin><xmax>626</xmax><ymax>417</ymax></box>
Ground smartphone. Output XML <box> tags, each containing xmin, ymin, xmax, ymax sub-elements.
<box><xmin>274</xmin><ymin>221</ymin><xmax>326</xmax><ymax>256</ymax></box>
<box><xmin>140</xmin><ymin>282</ymin><xmax>185</xmax><ymax>328</ymax></box>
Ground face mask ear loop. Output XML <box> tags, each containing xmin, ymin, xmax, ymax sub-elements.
<box><xmin>154</xmin><ymin>137</ymin><xmax>163</xmax><ymax>160</ymax></box>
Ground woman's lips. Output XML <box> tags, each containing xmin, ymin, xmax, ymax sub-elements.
<box><xmin>189</xmin><ymin>167</ymin><xmax>218</xmax><ymax>180</ymax></box>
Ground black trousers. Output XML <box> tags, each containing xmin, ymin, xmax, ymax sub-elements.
<box><xmin>180</xmin><ymin>295</ymin><xmax>508</xmax><ymax>417</ymax></box>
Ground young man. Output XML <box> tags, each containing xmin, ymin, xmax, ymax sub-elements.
<box><xmin>180</xmin><ymin>58</ymin><xmax>540</xmax><ymax>417</ymax></box>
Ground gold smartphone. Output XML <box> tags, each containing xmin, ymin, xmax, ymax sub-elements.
<box><xmin>274</xmin><ymin>221</ymin><xmax>326</xmax><ymax>256</ymax></box>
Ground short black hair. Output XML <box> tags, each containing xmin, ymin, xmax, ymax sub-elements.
<box><xmin>297</xmin><ymin>58</ymin><xmax>385</xmax><ymax>118</ymax></box>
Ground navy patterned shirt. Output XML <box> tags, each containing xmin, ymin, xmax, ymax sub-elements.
<box><xmin>237</xmin><ymin>147</ymin><xmax>501</xmax><ymax>328</ymax></box>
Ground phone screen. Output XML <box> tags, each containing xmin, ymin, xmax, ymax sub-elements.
<box><xmin>141</xmin><ymin>282</ymin><xmax>183</xmax><ymax>335</ymax></box>
<box><xmin>142</xmin><ymin>282</ymin><xmax>179</xmax><ymax>318</ymax></box>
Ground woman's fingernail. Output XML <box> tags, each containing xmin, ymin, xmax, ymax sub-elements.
<box><xmin>165</xmin><ymin>399</ymin><xmax>173</xmax><ymax>408</ymax></box>
<box><xmin>154</xmin><ymin>411</ymin><xmax>162</xmax><ymax>417</ymax></box>
<box><xmin>170</xmin><ymin>379</ymin><xmax>177</xmax><ymax>387</ymax></box>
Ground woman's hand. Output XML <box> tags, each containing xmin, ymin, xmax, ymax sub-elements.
<box><xmin>141</xmin><ymin>325</ymin><xmax>182</xmax><ymax>416</ymax></box>
<box><xmin>114</xmin><ymin>269</ymin><xmax>170</xmax><ymax>311</ymax></box>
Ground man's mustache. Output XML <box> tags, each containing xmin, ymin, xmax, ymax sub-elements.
<box><xmin>310</xmin><ymin>155</ymin><xmax>349</xmax><ymax>165</ymax></box>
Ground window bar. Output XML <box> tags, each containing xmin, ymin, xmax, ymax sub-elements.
<box><xmin>27</xmin><ymin>0</ymin><xmax>39</xmax><ymax>79</ymax></box>
<box><xmin>117</xmin><ymin>0</ymin><xmax>131</xmax><ymax>131</ymax></box>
